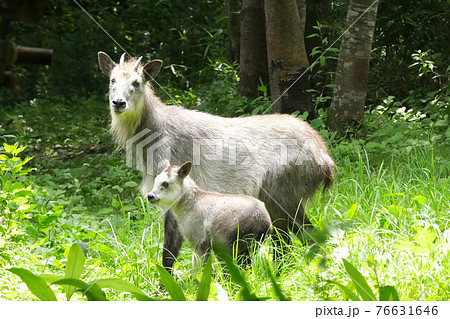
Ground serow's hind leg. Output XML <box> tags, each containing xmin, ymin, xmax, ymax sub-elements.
<box><xmin>289</xmin><ymin>204</ymin><xmax>318</xmax><ymax>245</ymax></box>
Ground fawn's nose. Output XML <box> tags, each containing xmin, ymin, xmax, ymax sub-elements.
<box><xmin>147</xmin><ymin>193</ymin><xmax>158</xmax><ymax>203</ymax></box>
<box><xmin>112</xmin><ymin>99</ymin><xmax>126</xmax><ymax>111</ymax></box>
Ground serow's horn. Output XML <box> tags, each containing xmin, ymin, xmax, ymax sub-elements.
<box><xmin>133</xmin><ymin>56</ymin><xmax>143</xmax><ymax>71</ymax></box>
<box><xmin>119</xmin><ymin>53</ymin><xmax>126</xmax><ymax>68</ymax></box>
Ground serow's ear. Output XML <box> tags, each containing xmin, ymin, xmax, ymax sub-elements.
<box><xmin>177</xmin><ymin>161</ymin><xmax>192</xmax><ymax>179</ymax></box>
<box><xmin>142</xmin><ymin>59</ymin><xmax>163</xmax><ymax>82</ymax></box>
<box><xmin>98</xmin><ymin>51</ymin><xmax>116</xmax><ymax>76</ymax></box>
<box><xmin>161</xmin><ymin>159</ymin><xmax>170</xmax><ymax>172</ymax></box>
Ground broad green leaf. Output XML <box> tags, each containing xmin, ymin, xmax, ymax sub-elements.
<box><xmin>415</xmin><ymin>226</ymin><xmax>436</xmax><ymax>249</ymax></box>
<box><xmin>52</xmin><ymin>278</ymin><xmax>107</xmax><ymax>301</ymax></box>
<box><xmin>100</xmin><ymin>159</ymin><xmax>117</xmax><ymax>166</ymax></box>
<box><xmin>95</xmin><ymin>278</ymin><xmax>154</xmax><ymax>301</ymax></box>
<box><xmin>112</xmin><ymin>199</ymin><xmax>120</xmax><ymax>208</ymax></box>
<box><xmin>3</xmin><ymin>143</ymin><xmax>26</xmax><ymax>156</ymax></box>
<box><xmin>342</xmin><ymin>259</ymin><xmax>377</xmax><ymax>301</ymax></box>
<box><xmin>394</xmin><ymin>240</ymin><xmax>416</xmax><ymax>251</ymax></box>
<box><xmin>156</xmin><ymin>265</ymin><xmax>186</xmax><ymax>301</ymax></box>
<box><xmin>15</xmin><ymin>146</ymin><xmax>27</xmax><ymax>155</ymax></box>
<box><xmin>39</xmin><ymin>274</ymin><xmax>64</xmax><ymax>284</ymax></box>
<box><xmin>20</xmin><ymin>156</ymin><xmax>33</xmax><ymax>166</ymax></box>
<box><xmin>310</xmin><ymin>46</ymin><xmax>321</xmax><ymax>57</ymax></box>
<box><xmin>64</xmin><ymin>243</ymin><xmax>87</xmax><ymax>300</ymax></box>
<box><xmin>26</xmin><ymin>226</ymin><xmax>41</xmax><ymax>238</ymax></box>
<box><xmin>3</xmin><ymin>143</ymin><xmax>17</xmax><ymax>154</ymax></box>
<box><xmin>90</xmin><ymin>244</ymin><xmax>114</xmax><ymax>254</ymax></box>
<box><xmin>9</xmin><ymin>181</ymin><xmax>23</xmax><ymax>192</ymax></box>
<box><xmin>306</xmin><ymin>33</ymin><xmax>320</xmax><ymax>39</ymax></box>
<box><xmin>320</xmin><ymin>55</ymin><xmax>326</xmax><ymax>67</ymax></box>
<box><xmin>97</xmin><ymin>207</ymin><xmax>114</xmax><ymax>215</ymax></box>
<box><xmin>329</xmin><ymin>280</ymin><xmax>360</xmax><ymax>301</ymax></box>
<box><xmin>310</xmin><ymin>118</ymin><xmax>324</xmax><ymax>129</ymax></box>
<box><xmin>379</xmin><ymin>285</ymin><xmax>400</xmax><ymax>301</ymax></box>
<box><xmin>388</xmin><ymin>204</ymin><xmax>404</xmax><ymax>216</ymax></box>
<box><xmin>411</xmin><ymin>245</ymin><xmax>428</xmax><ymax>255</ymax></box>
<box><xmin>14</xmin><ymin>190</ymin><xmax>35</xmax><ymax>197</ymax></box>
<box><xmin>196</xmin><ymin>257</ymin><xmax>212</xmax><ymax>301</ymax></box>
<box><xmin>124</xmin><ymin>181</ymin><xmax>138</xmax><ymax>188</ymax></box>
<box><xmin>8</xmin><ymin>268</ymin><xmax>57</xmax><ymax>301</ymax></box>
<box><xmin>346</xmin><ymin>203</ymin><xmax>358</xmax><ymax>220</ymax></box>
<box><xmin>413</xmin><ymin>195</ymin><xmax>427</xmax><ymax>204</ymax></box>
<box><xmin>434</xmin><ymin>120</ymin><xmax>448</xmax><ymax>127</ymax></box>
<box><xmin>0</xmin><ymin>252</ymin><xmax>11</xmax><ymax>262</ymax></box>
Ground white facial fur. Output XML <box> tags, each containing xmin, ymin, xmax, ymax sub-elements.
<box><xmin>108</xmin><ymin>67</ymin><xmax>145</xmax><ymax>117</ymax></box>
<box><xmin>149</xmin><ymin>169</ymin><xmax>184</xmax><ymax>206</ymax></box>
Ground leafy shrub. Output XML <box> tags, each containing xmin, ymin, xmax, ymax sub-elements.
<box><xmin>0</xmin><ymin>143</ymin><xmax>35</xmax><ymax>241</ymax></box>
<box><xmin>8</xmin><ymin>243</ymin><xmax>154</xmax><ymax>301</ymax></box>
<box><xmin>307</xmin><ymin>22</ymin><xmax>339</xmax><ymax>110</ymax></box>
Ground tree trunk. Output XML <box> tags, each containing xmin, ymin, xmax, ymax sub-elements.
<box><xmin>265</xmin><ymin>0</ymin><xmax>314</xmax><ymax>117</ymax></box>
<box><xmin>327</xmin><ymin>0</ymin><xmax>379</xmax><ymax>131</ymax></box>
<box><xmin>225</xmin><ymin>0</ymin><xmax>242</xmax><ymax>63</ymax></box>
<box><xmin>296</xmin><ymin>0</ymin><xmax>307</xmax><ymax>32</ymax></box>
<box><xmin>239</xmin><ymin>0</ymin><xmax>269</xmax><ymax>99</ymax></box>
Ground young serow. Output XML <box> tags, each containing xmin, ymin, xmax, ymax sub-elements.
<box><xmin>148</xmin><ymin>160</ymin><xmax>272</xmax><ymax>262</ymax></box>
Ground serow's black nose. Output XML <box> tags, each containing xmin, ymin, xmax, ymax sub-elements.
<box><xmin>112</xmin><ymin>99</ymin><xmax>126</xmax><ymax>111</ymax></box>
<box><xmin>147</xmin><ymin>193</ymin><xmax>158</xmax><ymax>203</ymax></box>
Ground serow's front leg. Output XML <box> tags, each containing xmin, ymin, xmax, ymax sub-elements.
<box><xmin>162</xmin><ymin>209</ymin><xmax>183</xmax><ymax>273</ymax></box>
<box><xmin>195</xmin><ymin>238</ymin><xmax>212</xmax><ymax>263</ymax></box>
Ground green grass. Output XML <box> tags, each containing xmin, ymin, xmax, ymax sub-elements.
<box><xmin>318</xmin><ymin>147</ymin><xmax>448</xmax><ymax>298</ymax></box>
<box><xmin>0</xmin><ymin>92</ymin><xmax>449</xmax><ymax>301</ymax></box>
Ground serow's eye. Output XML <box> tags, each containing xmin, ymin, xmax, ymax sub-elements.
<box><xmin>111</xmin><ymin>78</ymin><xmax>116</xmax><ymax>84</ymax></box>
<box><xmin>132</xmin><ymin>80</ymin><xmax>140</xmax><ymax>88</ymax></box>
<box><xmin>161</xmin><ymin>182</ymin><xmax>169</xmax><ymax>189</ymax></box>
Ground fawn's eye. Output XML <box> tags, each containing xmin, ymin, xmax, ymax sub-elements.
<box><xmin>132</xmin><ymin>80</ymin><xmax>140</xmax><ymax>88</ymax></box>
<box><xmin>161</xmin><ymin>182</ymin><xmax>169</xmax><ymax>189</ymax></box>
<box><xmin>111</xmin><ymin>78</ymin><xmax>116</xmax><ymax>84</ymax></box>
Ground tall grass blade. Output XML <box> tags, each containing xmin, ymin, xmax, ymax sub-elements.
<box><xmin>196</xmin><ymin>257</ymin><xmax>212</xmax><ymax>301</ymax></box>
<box><xmin>342</xmin><ymin>259</ymin><xmax>377</xmax><ymax>301</ymax></box>
<box><xmin>156</xmin><ymin>264</ymin><xmax>186</xmax><ymax>301</ymax></box>
<box><xmin>64</xmin><ymin>243</ymin><xmax>87</xmax><ymax>300</ymax></box>
<box><xmin>266</xmin><ymin>267</ymin><xmax>291</xmax><ymax>301</ymax></box>
<box><xmin>8</xmin><ymin>268</ymin><xmax>57</xmax><ymax>301</ymax></box>
<box><xmin>214</xmin><ymin>244</ymin><xmax>259</xmax><ymax>301</ymax></box>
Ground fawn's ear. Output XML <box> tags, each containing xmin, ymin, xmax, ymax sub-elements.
<box><xmin>141</xmin><ymin>59</ymin><xmax>163</xmax><ymax>82</ymax></box>
<box><xmin>161</xmin><ymin>159</ymin><xmax>171</xmax><ymax>172</ymax></box>
<box><xmin>98</xmin><ymin>51</ymin><xmax>116</xmax><ymax>76</ymax></box>
<box><xmin>177</xmin><ymin>161</ymin><xmax>192</xmax><ymax>179</ymax></box>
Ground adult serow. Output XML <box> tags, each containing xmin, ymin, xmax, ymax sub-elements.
<box><xmin>148</xmin><ymin>160</ymin><xmax>272</xmax><ymax>264</ymax></box>
<box><xmin>98</xmin><ymin>52</ymin><xmax>335</xmax><ymax>272</ymax></box>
